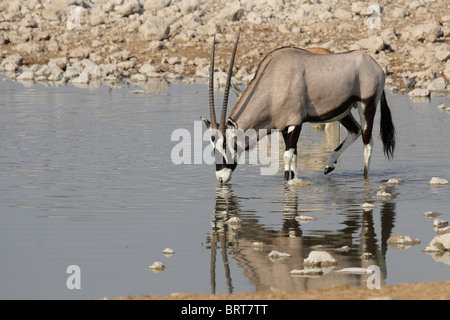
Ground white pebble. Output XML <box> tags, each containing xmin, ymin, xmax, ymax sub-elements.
<box><xmin>429</xmin><ymin>177</ymin><xmax>449</xmax><ymax>185</ymax></box>
<box><xmin>429</xmin><ymin>233</ymin><xmax>450</xmax><ymax>251</ymax></box>
<box><xmin>290</xmin><ymin>268</ymin><xmax>323</xmax><ymax>277</ymax></box>
<box><xmin>303</xmin><ymin>251</ymin><xmax>337</xmax><ymax>267</ymax></box>
<box><xmin>387</xmin><ymin>178</ymin><xmax>402</xmax><ymax>185</ymax></box>
<box><xmin>267</xmin><ymin>250</ymin><xmax>291</xmax><ymax>259</ymax></box>
<box><xmin>336</xmin><ymin>267</ymin><xmax>374</xmax><ymax>274</ymax></box>
<box><xmin>335</xmin><ymin>245</ymin><xmax>351</xmax><ymax>252</ymax></box>
<box><xmin>433</xmin><ymin>219</ymin><xmax>449</xmax><ymax>229</ymax></box>
<box><xmin>423</xmin><ymin>211</ymin><xmax>441</xmax><ymax>218</ymax></box>
<box><xmin>225</xmin><ymin>216</ymin><xmax>241</xmax><ymax>225</ymax></box>
<box><xmin>295</xmin><ymin>215</ymin><xmax>317</xmax><ymax>222</ymax></box>
<box><xmin>148</xmin><ymin>261</ymin><xmax>164</xmax><ymax>272</ymax></box>
<box><xmin>377</xmin><ymin>190</ymin><xmax>392</xmax><ymax>199</ymax></box>
<box><xmin>387</xmin><ymin>235</ymin><xmax>420</xmax><ymax>249</ymax></box>
<box><xmin>251</xmin><ymin>242</ymin><xmax>265</xmax><ymax>250</ymax></box>
<box><xmin>162</xmin><ymin>248</ymin><xmax>175</xmax><ymax>255</ymax></box>
<box><xmin>360</xmin><ymin>203</ymin><xmax>376</xmax><ymax>210</ymax></box>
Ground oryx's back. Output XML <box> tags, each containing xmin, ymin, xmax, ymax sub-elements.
<box><xmin>230</xmin><ymin>47</ymin><xmax>386</xmax><ymax>130</ymax></box>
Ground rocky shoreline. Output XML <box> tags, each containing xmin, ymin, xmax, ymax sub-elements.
<box><xmin>1</xmin><ymin>0</ymin><xmax>450</xmax><ymax>94</ymax></box>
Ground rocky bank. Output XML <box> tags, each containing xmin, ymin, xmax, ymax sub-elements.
<box><xmin>1</xmin><ymin>0</ymin><xmax>450</xmax><ymax>93</ymax></box>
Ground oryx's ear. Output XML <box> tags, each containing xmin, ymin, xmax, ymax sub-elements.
<box><xmin>226</xmin><ymin>118</ymin><xmax>238</xmax><ymax>130</ymax></box>
<box><xmin>200</xmin><ymin>116</ymin><xmax>211</xmax><ymax>129</ymax></box>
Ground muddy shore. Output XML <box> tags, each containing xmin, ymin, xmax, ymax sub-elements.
<box><xmin>112</xmin><ymin>280</ymin><xmax>450</xmax><ymax>300</ymax></box>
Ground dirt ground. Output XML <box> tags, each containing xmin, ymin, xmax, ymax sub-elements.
<box><xmin>113</xmin><ymin>280</ymin><xmax>450</xmax><ymax>300</ymax></box>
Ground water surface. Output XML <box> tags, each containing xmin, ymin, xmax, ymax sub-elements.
<box><xmin>0</xmin><ymin>78</ymin><xmax>449</xmax><ymax>299</ymax></box>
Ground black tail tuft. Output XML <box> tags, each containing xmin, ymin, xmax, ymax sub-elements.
<box><xmin>380</xmin><ymin>90</ymin><xmax>395</xmax><ymax>160</ymax></box>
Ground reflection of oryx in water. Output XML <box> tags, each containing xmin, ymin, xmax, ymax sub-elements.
<box><xmin>201</xmin><ymin>33</ymin><xmax>396</xmax><ymax>183</ymax></box>
<box><xmin>206</xmin><ymin>184</ymin><xmax>395</xmax><ymax>293</ymax></box>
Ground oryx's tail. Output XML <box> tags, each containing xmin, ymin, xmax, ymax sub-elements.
<box><xmin>380</xmin><ymin>90</ymin><xmax>395</xmax><ymax>160</ymax></box>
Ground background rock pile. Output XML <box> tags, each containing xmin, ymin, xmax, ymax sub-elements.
<box><xmin>0</xmin><ymin>0</ymin><xmax>449</xmax><ymax>92</ymax></box>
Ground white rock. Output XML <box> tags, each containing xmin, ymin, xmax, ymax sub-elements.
<box><xmin>429</xmin><ymin>177</ymin><xmax>449</xmax><ymax>185</ymax></box>
<box><xmin>429</xmin><ymin>233</ymin><xmax>450</xmax><ymax>251</ymax></box>
<box><xmin>336</xmin><ymin>267</ymin><xmax>374</xmax><ymax>274</ymax></box>
<box><xmin>360</xmin><ymin>203</ymin><xmax>376</xmax><ymax>210</ymax></box>
<box><xmin>114</xmin><ymin>0</ymin><xmax>140</xmax><ymax>17</ymax></box>
<box><xmin>290</xmin><ymin>268</ymin><xmax>323</xmax><ymax>277</ymax></box>
<box><xmin>130</xmin><ymin>73</ymin><xmax>147</xmax><ymax>82</ymax></box>
<box><xmin>251</xmin><ymin>241</ymin><xmax>265</xmax><ymax>250</ymax></box>
<box><xmin>437</xmin><ymin>104</ymin><xmax>446</xmax><ymax>110</ymax></box>
<box><xmin>411</xmin><ymin>23</ymin><xmax>443</xmax><ymax>43</ymax></box>
<box><xmin>357</xmin><ymin>36</ymin><xmax>385</xmax><ymax>54</ymax></box>
<box><xmin>335</xmin><ymin>245</ymin><xmax>351</xmax><ymax>252</ymax></box>
<box><xmin>434</xmin><ymin>219</ymin><xmax>449</xmax><ymax>229</ymax></box>
<box><xmin>387</xmin><ymin>178</ymin><xmax>402</xmax><ymax>185</ymax></box>
<box><xmin>139</xmin><ymin>16</ymin><xmax>170</xmax><ymax>41</ymax></box>
<box><xmin>387</xmin><ymin>234</ymin><xmax>420</xmax><ymax>248</ymax></box>
<box><xmin>377</xmin><ymin>190</ymin><xmax>392</xmax><ymax>199</ymax></box>
<box><xmin>267</xmin><ymin>250</ymin><xmax>291</xmax><ymax>259</ymax></box>
<box><xmin>295</xmin><ymin>215</ymin><xmax>317</xmax><ymax>222</ymax></box>
<box><xmin>17</xmin><ymin>70</ymin><xmax>35</xmax><ymax>81</ymax></box>
<box><xmin>423</xmin><ymin>211</ymin><xmax>441</xmax><ymax>218</ymax></box>
<box><xmin>225</xmin><ymin>216</ymin><xmax>241</xmax><ymax>225</ymax></box>
<box><xmin>148</xmin><ymin>261</ymin><xmax>164</xmax><ymax>271</ymax></box>
<box><xmin>303</xmin><ymin>251</ymin><xmax>337</xmax><ymax>267</ymax></box>
<box><xmin>408</xmin><ymin>88</ymin><xmax>430</xmax><ymax>97</ymax></box>
<box><xmin>162</xmin><ymin>248</ymin><xmax>174</xmax><ymax>255</ymax></box>
<box><xmin>427</xmin><ymin>77</ymin><xmax>447</xmax><ymax>91</ymax></box>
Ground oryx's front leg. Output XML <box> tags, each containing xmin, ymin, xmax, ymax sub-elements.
<box><xmin>282</xmin><ymin>125</ymin><xmax>302</xmax><ymax>181</ymax></box>
<box><xmin>324</xmin><ymin>113</ymin><xmax>362</xmax><ymax>175</ymax></box>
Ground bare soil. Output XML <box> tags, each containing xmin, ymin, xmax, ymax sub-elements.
<box><xmin>112</xmin><ymin>280</ymin><xmax>450</xmax><ymax>300</ymax></box>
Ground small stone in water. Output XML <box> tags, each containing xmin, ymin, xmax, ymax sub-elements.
<box><xmin>251</xmin><ymin>241</ymin><xmax>265</xmax><ymax>250</ymax></box>
<box><xmin>303</xmin><ymin>251</ymin><xmax>337</xmax><ymax>267</ymax></box>
<box><xmin>360</xmin><ymin>203</ymin><xmax>376</xmax><ymax>210</ymax></box>
<box><xmin>377</xmin><ymin>190</ymin><xmax>392</xmax><ymax>199</ymax></box>
<box><xmin>267</xmin><ymin>250</ymin><xmax>291</xmax><ymax>259</ymax></box>
<box><xmin>295</xmin><ymin>215</ymin><xmax>317</xmax><ymax>222</ymax></box>
<box><xmin>387</xmin><ymin>235</ymin><xmax>420</xmax><ymax>249</ymax></box>
<box><xmin>335</xmin><ymin>245</ymin><xmax>351</xmax><ymax>252</ymax></box>
<box><xmin>162</xmin><ymin>248</ymin><xmax>175</xmax><ymax>255</ymax></box>
<box><xmin>387</xmin><ymin>178</ymin><xmax>402</xmax><ymax>185</ymax></box>
<box><xmin>423</xmin><ymin>211</ymin><xmax>441</xmax><ymax>218</ymax></box>
<box><xmin>433</xmin><ymin>219</ymin><xmax>449</xmax><ymax>229</ymax></box>
<box><xmin>225</xmin><ymin>217</ymin><xmax>241</xmax><ymax>225</ymax></box>
<box><xmin>429</xmin><ymin>177</ymin><xmax>449</xmax><ymax>185</ymax></box>
<box><xmin>148</xmin><ymin>261</ymin><xmax>164</xmax><ymax>272</ymax></box>
<box><xmin>290</xmin><ymin>268</ymin><xmax>324</xmax><ymax>277</ymax></box>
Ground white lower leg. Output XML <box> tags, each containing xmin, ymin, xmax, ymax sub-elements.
<box><xmin>363</xmin><ymin>140</ymin><xmax>373</xmax><ymax>176</ymax></box>
<box><xmin>292</xmin><ymin>153</ymin><xmax>298</xmax><ymax>179</ymax></box>
<box><xmin>284</xmin><ymin>148</ymin><xmax>295</xmax><ymax>179</ymax></box>
<box><xmin>325</xmin><ymin>131</ymin><xmax>361</xmax><ymax>171</ymax></box>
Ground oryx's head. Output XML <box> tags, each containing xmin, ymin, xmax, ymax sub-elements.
<box><xmin>201</xmin><ymin>33</ymin><xmax>240</xmax><ymax>184</ymax></box>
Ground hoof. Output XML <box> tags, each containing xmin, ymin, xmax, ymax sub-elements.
<box><xmin>324</xmin><ymin>166</ymin><xmax>335</xmax><ymax>175</ymax></box>
<box><xmin>284</xmin><ymin>171</ymin><xmax>295</xmax><ymax>181</ymax></box>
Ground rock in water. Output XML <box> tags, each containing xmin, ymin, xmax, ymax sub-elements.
<box><xmin>303</xmin><ymin>251</ymin><xmax>337</xmax><ymax>267</ymax></box>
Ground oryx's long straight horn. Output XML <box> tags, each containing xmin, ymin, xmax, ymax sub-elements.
<box><xmin>219</xmin><ymin>31</ymin><xmax>240</xmax><ymax>135</ymax></box>
<box><xmin>209</xmin><ymin>35</ymin><xmax>217</xmax><ymax>129</ymax></box>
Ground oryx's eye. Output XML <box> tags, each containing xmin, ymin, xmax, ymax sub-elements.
<box><xmin>211</xmin><ymin>136</ymin><xmax>216</xmax><ymax>142</ymax></box>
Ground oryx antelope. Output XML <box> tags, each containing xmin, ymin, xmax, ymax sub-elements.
<box><xmin>201</xmin><ymin>34</ymin><xmax>395</xmax><ymax>183</ymax></box>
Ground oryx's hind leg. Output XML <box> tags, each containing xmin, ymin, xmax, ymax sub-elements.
<box><xmin>282</xmin><ymin>125</ymin><xmax>302</xmax><ymax>181</ymax></box>
<box><xmin>359</xmin><ymin>99</ymin><xmax>377</xmax><ymax>178</ymax></box>
<box><xmin>324</xmin><ymin>113</ymin><xmax>362</xmax><ymax>175</ymax></box>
